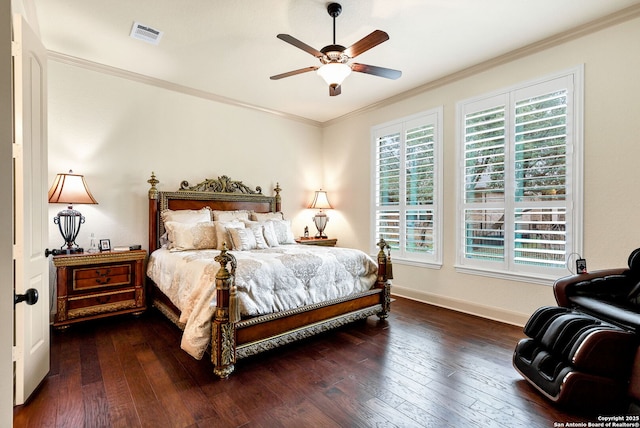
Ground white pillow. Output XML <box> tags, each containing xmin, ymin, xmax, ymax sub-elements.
<box><xmin>262</xmin><ymin>221</ymin><xmax>279</xmax><ymax>247</ymax></box>
<box><xmin>161</xmin><ymin>207</ymin><xmax>212</xmax><ymax>224</ymax></box>
<box><xmin>212</xmin><ymin>210</ymin><xmax>251</xmax><ymax>222</ymax></box>
<box><xmin>268</xmin><ymin>219</ymin><xmax>296</xmax><ymax>245</ymax></box>
<box><xmin>228</xmin><ymin>228</ymin><xmax>258</xmax><ymax>251</ymax></box>
<box><xmin>165</xmin><ymin>221</ymin><xmax>216</xmax><ymax>252</ymax></box>
<box><xmin>251</xmin><ymin>212</ymin><xmax>284</xmax><ymax>222</ymax></box>
<box><xmin>249</xmin><ymin>224</ymin><xmax>269</xmax><ymax>249</ymax></box>
<box><xmin>214</xmin><ymin>220</ymin><xmax>245</xmax><ymax>250</ymax></box>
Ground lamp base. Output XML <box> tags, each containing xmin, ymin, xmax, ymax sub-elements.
<box><xmin>51</xmin><ymin>207</ymin><xmax>86</xmax><ymax>257</ymax></box>
<box><xmin>313</xmin><ymin>212</ymin><xmax>329</xmax><ymax>239</ymax></box>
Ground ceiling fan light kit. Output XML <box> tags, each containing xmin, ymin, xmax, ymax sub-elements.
<box><xmin>270</xmin><ymin>2</ymin><xmax>401</xmax><ymax>96</ymax></box>
<box><xmin>317</xmin><ymin>63</ymin><xmax>351</xmax><ymax>87</ymax></box>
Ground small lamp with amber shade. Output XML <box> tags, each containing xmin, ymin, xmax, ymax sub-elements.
<box><xmin>46</xmin><ymin>170</ymin><xmax>98</xmax><ymax>256</ymax></box>
<box><xmin>308</xmin><ymin>189</ymin><xmax>333</xmax><ymax>239</ymax></box>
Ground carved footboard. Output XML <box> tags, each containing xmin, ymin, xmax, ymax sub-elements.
<box><xmin>211</xmin><ymin>240</ymin><xmax>392</xmax><ymax>378</ymax></box>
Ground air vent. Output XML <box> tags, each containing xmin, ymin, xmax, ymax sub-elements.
<box><xmin>130</xmin><ymin>22</ymin><xmax>163</xmax><ymax>45</ymax></box>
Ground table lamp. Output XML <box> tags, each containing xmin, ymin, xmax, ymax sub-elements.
<box><xmin>47</xmin><ymin>170</ymin><xmax>98</xmax><ymax>255</ymax></box>
<box><xmin>308</xmin><ymin>189</ymin><xmax>333</xmax><ymax>238</ymax></box>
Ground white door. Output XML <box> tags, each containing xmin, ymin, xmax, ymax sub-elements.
<box><xmin>13</xmin><ymin>14</ymin><xmax>50</xmax><ymax>405</ymax></box>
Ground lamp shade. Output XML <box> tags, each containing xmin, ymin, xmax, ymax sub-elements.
<box><xmin>317</xmin><ymin>63</ymin><xmax>352</xmax><ymax>87</ymax></box>
<box><xmin>308</xmin><ymin>189</ymin><xmax>332</xmax><ymax>210</ymax></box>
<box><xmin>47</xmin><ymin>170</ymin><xmax>98</xmax><ymax>205</ymax></box>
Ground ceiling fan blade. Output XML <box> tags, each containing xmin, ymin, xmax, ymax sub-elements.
<box><xmin>329</xmin><ymin>84</ymin><xmax>342</xmax><ymax>96</ymax></box>
<box><xmin>344</xmin><ymin>30</ymin><xmax>389</xmax><ymax>58</ymax></box>
<box><xmin>276</xmin><ymin>34</ymin><xmax>323</xmax><ymax>58</ymax></box>
<box><xmin>270</xmin><ymin>66</ymin><xmax>319</xmax><ymax>80</ymax></box>
<box><xmin>351</xmin><ymin>63</ymin><xmax>402</xmax><ymax>80</ymax></box>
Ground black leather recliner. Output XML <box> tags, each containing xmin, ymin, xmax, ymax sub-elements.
<box><xmin>513</xmin><ymin>249</ymin><xmax>640</xmax><ymax>414</ymax></box>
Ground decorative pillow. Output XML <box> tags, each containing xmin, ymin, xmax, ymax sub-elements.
<box><xmin>214</xmin><ymin>220</ymin><xmax>245</xmax><ymax>250</ymax></box>
<box><xmin>267</xmin><ymin>219</ymin><xmax>296</xmax><ymax>245</ymax></box>
<box><xmin>249</xmin><ymin>224</ymin><xmax>269</xmax><ymax>249</ymax></box>
<box><xmin>161</xmin><ymin>207</ymin><xmax>212</xmax><ymax>224</ymax></box>
<box><xmin>262</xmin><ymin>221</ymin><xmax>279</xmax><ymax>247</ymax></box>
<box><xmin>212</xmin><ymin>210</ymin><xmax>251</xmax><ymax>222</ymax></box>
<box><xmin>165</xmin><ymin>221</ymin><xmax>216</xmax><ymax>252</ymax></box>
<box><xmin>228</xmin><ymin>228</ymin><xmax>259</xmax><ymax>251</ymax></box>
<box><xmin>251</xmin><ymin>212</ymin><xmax>284</xmax><ymax>222</ymax></box>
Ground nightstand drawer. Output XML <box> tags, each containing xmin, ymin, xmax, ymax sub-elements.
<box><xmin>72</xmin><ymin>263</ymin><xmax>132</xmax><ymax>291</ymax></box>
<box><xmin>67</xmin><ymin>288</ymin><xmax>137</xmax><ymax>319</ymax></box>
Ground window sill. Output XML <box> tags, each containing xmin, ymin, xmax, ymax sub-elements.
<box><xmin>454</xmin><ymin>265</ymin><xmax>561</xmax><ymax>286</ymax></box>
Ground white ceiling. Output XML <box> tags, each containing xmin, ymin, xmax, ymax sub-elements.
<box><xmin>33</xmin><ymin>0</ymin><xmax>640</xmax><ymax>124</ymax></box>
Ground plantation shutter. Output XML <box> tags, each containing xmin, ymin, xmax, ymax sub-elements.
<box><xmin>373</xmin><ymin>109</ymin><xmax>441</xmax><ymax>264</ymax></box>
<box><xmin>376</xmin><ymin>128</ymin><xmax>401</xmax><ymax>249</ymax></box>
<box><xmin>512</xmin><ymin>83</ymin><xmax>569</xmax><ymax>268</ymax></box>
<box><xmin>405</xmin><ymin>124</ymin><xmax>435</xmax><ymax>254</ymax></box>
<box><xmin>463</xmin><ymin>96</ymin><xmax>507</xmax><ymax>262</ymax></box>
<box><xmin>459</xmin><ymin>72</ymin><xmax>577</xmax><ymax>274</ymax></box>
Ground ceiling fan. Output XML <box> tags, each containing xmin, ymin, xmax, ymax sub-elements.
<box><xmin>270</xmin><ymin>2</ymin><xmax>402</xmax><ymax>96</ymax></box>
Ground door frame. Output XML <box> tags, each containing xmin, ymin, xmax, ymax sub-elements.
<box><xmin>1</xmin><ymin>1</ymin><xmax>14</xmax><ymax>426</ymax></box>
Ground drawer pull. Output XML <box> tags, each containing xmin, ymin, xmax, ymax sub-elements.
<box><xmin>95</xmin><ymin>277</ymin><xmax>112</xmax><ymax>285</ymax></box>
<box><xmin>96</xmin><ymin>295</ymin><xmax>112</xmax><ymax>304</ymax></box>
<box><xmin>95</xmin><ymin>268</ymin><xmax>111</xmax><ymax>276</ymax></box>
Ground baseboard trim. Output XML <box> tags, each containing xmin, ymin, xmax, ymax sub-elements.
<box><xmin>391</xmin><ymin>284</ymin><xmax>530</xmax><ymax>327</ymax></box>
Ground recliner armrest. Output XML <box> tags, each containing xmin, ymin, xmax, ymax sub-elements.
<box><xmin>553</xmin><ymin>268</ymin><xmax>628</xmax><ymax>307</ymax></box>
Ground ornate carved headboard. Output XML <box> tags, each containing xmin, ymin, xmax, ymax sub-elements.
<box><xmin>147</xmin><ymin>173</ymin><xmax>281</xmax><ymax>252</ymax></box>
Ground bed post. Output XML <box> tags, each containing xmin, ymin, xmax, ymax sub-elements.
<box><xmin>212</xmin><ymin>245</ymin><xmax>237</xmax><ymax>378</ymax></box>
<box><xmin>274</xmin><ymin>183</ymin><xmax>282</xmax><ymax>212</ymax></box>
<box><xmin>376</xmin><ymin>238</ymin><xmax>392</xmax><ymax>320</ymax></box>
<box><xmin>148</xmin><ymin>172</ymin><xmax>160</xmax><ymax>252</ymax></box>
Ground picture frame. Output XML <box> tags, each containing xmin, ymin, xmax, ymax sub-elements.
<box><xmin>99</xmin><ymin>239</ymin><xmax>111</xmax><ymax>252</ymax></box>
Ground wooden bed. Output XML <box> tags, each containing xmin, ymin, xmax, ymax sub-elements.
<box><xmin>146</xmin><ymin>173</ymin><xmax>392</xmax><ymax>378</ymax></box>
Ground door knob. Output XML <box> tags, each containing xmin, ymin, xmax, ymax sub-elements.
<box><xmin>14</xmin><ymin>288</ymin><xmax>39</xmax><ymax>307</ymax></box>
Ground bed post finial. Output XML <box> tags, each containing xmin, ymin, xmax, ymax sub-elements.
<box><xmin>148</xmin><ymin>172</ymin><xmax>159</xmax><ymax>200</ymax></box>
<box><xmin>274</xmin><ymin>182</ymin><xmax>282</xmax><ymax>212</ymax></box>
<box><xmin>377</xmin><ymin>239</ymin><xmax>388</xmax><ymax>282</ymax></box>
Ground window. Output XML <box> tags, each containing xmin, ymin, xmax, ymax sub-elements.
<box><xmin>457</xmin><ymin>67</ymin><xmax>583</xmax><ymax>280</ymax></box>
<box><xmin>372</xmin><ymin>108</ymin><xmax>442</xmax><ymax>266</ymax></box>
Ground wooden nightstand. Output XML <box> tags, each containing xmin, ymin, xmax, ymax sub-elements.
<box><xmin>295</xmin><ymin>237</ymin><xmax>337</xmax><ymax>247</ymax></box>
<box><xmin>52</xmin><ymin>250</ymin><xmax>147</xmax><ymax>329</ymax></box>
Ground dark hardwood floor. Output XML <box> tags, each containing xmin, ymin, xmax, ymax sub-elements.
<box><xmin>14</xmin><ymin>296</ymin><xmax>596</xmax><ymax>427</ymax></box>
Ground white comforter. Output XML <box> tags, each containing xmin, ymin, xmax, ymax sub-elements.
<box><xmin>146</xmin><ymin>245</ymin><xmax>377</xmax><ymax>359</ymax></box>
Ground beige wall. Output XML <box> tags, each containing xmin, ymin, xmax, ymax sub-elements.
<box><xmin>47</xmin><ymin>61</ymin><xmax>324</xmax><ymax>253</ymax></box>
<box><xmin>47</xmin><ymin>14</ymin><xmax>640</xmax><ymax>326</ymax></box>
<box><xmin>322</xmin><ymin>15</ymin><xmax>640</xmax><ymax>325</ymax></box>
